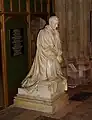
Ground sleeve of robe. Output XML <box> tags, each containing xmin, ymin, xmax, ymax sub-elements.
<box><xmin>37</xmin><ymin>29</ymin><xmax>60</xmax><ymax>58</ymax></box>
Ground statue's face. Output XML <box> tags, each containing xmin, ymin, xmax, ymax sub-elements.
<box><xmin>53</xmin><ymin>21</ymin><xmax>59</xmax><ymax>29</ymax></box>
<box><xmin>49</xmin><ymin>16</ymin><xmax>59</xmax><ymax>30</ymax></box>
<box><xmin>49</xmin><ymin>20</ymin><xmax>59</xmax><ymax>30</ymax></box>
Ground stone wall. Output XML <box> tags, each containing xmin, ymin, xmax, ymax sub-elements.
<box><xmin>55</xmin><ymin>0</ymin><xmax>92</xmax><ymax>62</ymax></box>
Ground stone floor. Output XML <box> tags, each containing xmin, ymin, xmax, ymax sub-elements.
<box><xmin>0</xmin><ymin>84</ymin><xmax>92</xmax><ymax>120</ymax></box>
<box><xmin>62</xmin><ymin>97</ymin><xmax>92</xmax><ymax>120</ymax></box>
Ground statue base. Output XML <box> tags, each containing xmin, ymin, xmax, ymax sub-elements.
<box><xmin>14</xmin><ymin>79</ymin><xmax>68</xmax><ymax>114</ymax></box>
<box><xmin>14</xmin><ymin>93</ymin><xmax>68</xmax><ymax>114</ymax></box>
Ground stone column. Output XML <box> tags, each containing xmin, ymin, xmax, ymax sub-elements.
<box><xmin>55</xmin><ymin>0</ymin><xmax>67</xmax><ymax>61</ymax></box>
<box><xmin>55</xmin><ymin>0</ymin><xmax>68</xmax><ymax>77</ymax></box>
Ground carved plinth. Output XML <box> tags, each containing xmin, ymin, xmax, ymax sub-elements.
<box><xmin>14</xmin><ymin>93</ymin><xmax>69</xmax><ymax>114</ymax></box>
<box><xmin>18</xmin><ymin>79</ymin><xmax>66</xmax><ymax>99</ymax></box>
<box><xmin>14</xmin><ymin>80</ymin><xmax>68</xmax><ymax>114</ymax></box>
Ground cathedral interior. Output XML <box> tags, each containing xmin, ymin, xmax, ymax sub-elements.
<box><xmin>0</xmin><ymin>0</ymin><xmax>92</xmax><ymax>120</ymax></box>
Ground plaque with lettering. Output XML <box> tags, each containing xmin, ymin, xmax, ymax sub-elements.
<box><xmin>9</xmin><ymin>28</ymin><xmax>24</xmax><ymax>56</ymax></box>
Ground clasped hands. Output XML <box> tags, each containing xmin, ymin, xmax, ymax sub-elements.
<box><xmin>57</xmin><ymin>51</ymin><xmax>63</xmax><ymax>63</ymax></box>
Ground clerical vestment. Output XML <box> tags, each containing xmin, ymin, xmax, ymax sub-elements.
<box><xmin>22</xmin><ymin>25</ymin><xmax>65</xmax><ymax>88</ymax></box>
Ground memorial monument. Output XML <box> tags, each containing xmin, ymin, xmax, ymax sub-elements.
<box><xmin>14</xmin><ymin>16</ymin><xmax>68</xmax><ymax>114</ymax></box>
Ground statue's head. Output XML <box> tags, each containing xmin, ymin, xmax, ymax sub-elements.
<box><xmin>49</xmin><ymin>16</ymin><xmax>59</xmax><ymax>30</ymax></box>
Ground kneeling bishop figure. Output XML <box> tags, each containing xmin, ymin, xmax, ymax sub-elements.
<box><xmin>21</xmin><ymin>16</ymin><xmax>67</xmax><ymax>96</ymax></box>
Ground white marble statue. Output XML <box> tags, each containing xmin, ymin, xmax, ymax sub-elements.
<box><xmin>20</xmin><ymin>16</ymin><xmax>67</xmax><ymax>97</ymax></box>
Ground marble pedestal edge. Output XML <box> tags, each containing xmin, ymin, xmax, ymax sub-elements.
<box><xmin>14</xmin><ymin>93</ymin><xmax>69</xmax><ymax>114</ymax></box>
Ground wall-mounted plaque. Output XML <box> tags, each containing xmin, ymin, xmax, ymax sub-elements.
<box><xmin>9</xmin><ymin>28</ymin><xmax>24</xmax><ymax>56</ymax></box>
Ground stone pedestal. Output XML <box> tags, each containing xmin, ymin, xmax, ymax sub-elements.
<box><xmin>14</xmin><ymin>80</ymin><xmax>69</xmax><ymax>114</ymax></box>
<box><xmin>14</xmin><ymin>93</ymin><xmax>68</xmax><ymax>114</ymax></box>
